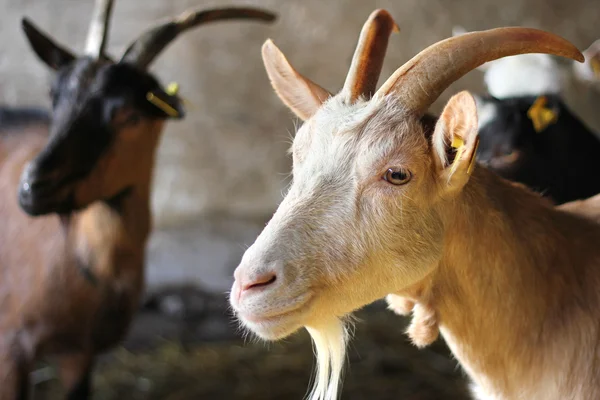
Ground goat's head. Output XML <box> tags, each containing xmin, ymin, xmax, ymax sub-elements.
<box><xmin>230</xmin><ymin>9</ymin><xmax>583</xmax><ymax>400</ymax></box>
<box><xmin>474</xmin><ymin>94</ymin><xmax>562</xmax><ymax>174</ymax></box>
<box><xmin>18</xmin><ymin>0</ymin><xmax>275</xmax><ymax>216</ymax></box>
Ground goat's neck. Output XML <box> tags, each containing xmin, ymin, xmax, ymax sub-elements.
<box><xmin>77</xmin><ymin>123</ymin><xmax>162</xmax><ymax>247</ymax></box>
<box><xmin>119</xmin><ymin>186</ymin><xmax>151</xmax><ymax>243</ymax></box>
<box><xmin>65</xmin><ymin>148</ymin><xmax>158</xmax><ymax>283</ymax></box>
<box><xmin>108</xmin><ymin>177</ymin><xmax>153</xmax><ymax>245</ymax></box>
<box><xmin>425</xmin><ymin>168</ymin><xmax>600</xmax><ymax>395</ymax></box>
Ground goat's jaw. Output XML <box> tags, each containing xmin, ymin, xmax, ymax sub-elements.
<box><xmin>230</xmin><ymin>281</ymin><xmax>314</xmax><ymax>340</ymax></box>
<box><xmin>235</xmin><ymin>307</ymin><xmax>307</xmax><ymax>340</ymax></box>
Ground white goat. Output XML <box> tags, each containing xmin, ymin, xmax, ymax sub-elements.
<box><xmin>454</xmin><ymin>25</ymin><xmax>600</xmax><ymax>134</ymax></box>
<box><xmin>229</xmin><ymin>9</ymin><xmax>595</xmax><ymax>400</ymax></box>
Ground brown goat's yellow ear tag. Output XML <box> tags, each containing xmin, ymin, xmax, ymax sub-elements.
<box><xmin>527</xmin><ymin>96</ymin><xmax>558</xmax><ymax>133</ymax></box>
<box><xmin>167</xmin><ymin>81</ymin><xmax>195</xmax><ymax>109</ymax></box>
<box><xmin>166</xmin><ymin>82</ymin><xmax>179</xmax><ymax>95</ymax></box>
<box><xmin>146</xmin><ymin>92</ymin><xmax>180</xmax><ymax>118</ymax></box>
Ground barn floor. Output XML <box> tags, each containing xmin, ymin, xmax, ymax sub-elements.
<box><xmin>32</xmin><ymin>302</ymin><xmax>469</xmax><ymax>400</ymax></box>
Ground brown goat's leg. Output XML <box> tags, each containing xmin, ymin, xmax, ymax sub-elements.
<box><xmin>58</xmin><ymin>353</ymin><xmax>94</xmax><ymax>400</ymax></box>
<box><xmin>0</xmin><ymin>349</ymin><xmax>30</xmax><ymax>400</ymax></box>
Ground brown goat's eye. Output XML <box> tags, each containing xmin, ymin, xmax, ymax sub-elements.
<box><xmin>383</xmin><ymin>168</ymin><xmax>412</xmax><ymax>185</ymax></box>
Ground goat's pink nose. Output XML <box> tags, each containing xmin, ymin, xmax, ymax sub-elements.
<box><xmin>241</xmin><ymin>272</ymin><xmax>277</xmax><ymax>292</ymax></box>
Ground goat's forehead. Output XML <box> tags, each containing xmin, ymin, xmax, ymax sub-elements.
<box><xmin>311</xmin><ymin>96</ymin><xmax>390</xmax><ymax>134</ymax></box>
<box><xmin>295</xmin><ymin>97</ymin><xmax>429</xmax><ymax>175</ymax></box>
<box><xmin>56</xmin><ymin>60</ymin><xmax>157</xmax><ymax>99</ymax></box>
<box><xmin>56</xmin><ymin>59</ymin><xmax>103</xmax><ymax>92</ymax></box>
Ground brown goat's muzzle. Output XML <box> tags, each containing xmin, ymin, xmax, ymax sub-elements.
<box><xmin>18</xmin><ymin>161</ymin><xmax>75</xmax><ymax>216</ymax></box>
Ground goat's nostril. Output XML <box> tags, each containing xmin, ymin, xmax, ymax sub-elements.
<box><xmin>243</xmin><ymin>273</ymin><xmax>277</xmax><ymax>292</ymax></box>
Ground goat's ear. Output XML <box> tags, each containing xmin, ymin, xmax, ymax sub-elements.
<box><xmin>262</xmin><ymin>39</ymin><xmax>331</xmax><ymax>121</ymax></box>
<box><xmin>432</xmin><ymin>91</ymin><xmax>480</xmax><ymax>194</ymax></box>
<box><xmin>22</xmin><ymin>18</ymin><xmax>76</xmax><ymax>71</ymax></box>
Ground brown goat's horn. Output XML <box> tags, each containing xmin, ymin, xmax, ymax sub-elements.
<box><xmin>375</xmin><ymin>27</ymin><xmax>584</xmax><ymax>115</ymax></box>
<box><xmin>84</xmin><ymin>0</ymin><xmax>115</xmax><ymax>58</ymax></box>
<box><xmin>342</xmin><ymin>9</ymin><xmax>399</xmax><ymax>102</ymax></box>
<box><xmin>120</xmin><ymin>7</ymin><xmax>277</xmax><ymax>69</ymax></box>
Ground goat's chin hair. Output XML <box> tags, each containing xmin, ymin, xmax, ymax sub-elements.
<box><xmin>305</xmin><ymin>317</ymin><xmax>352</xmax><ymax>400</ymax></box>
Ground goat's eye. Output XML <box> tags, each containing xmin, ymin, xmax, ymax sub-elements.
<box><xmin>383</xmin><ymin>168</ymin><xmax>412</xmax><ymax>185</ymax></box>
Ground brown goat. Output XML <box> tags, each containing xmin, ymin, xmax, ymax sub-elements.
<box><xmin>0</xmin><ymin>2</ymin><xmax>275</xmax><ymax>399</ymax></box>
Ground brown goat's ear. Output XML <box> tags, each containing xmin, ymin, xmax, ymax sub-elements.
<box><xmin>262</xmin><ymin>39</ymin><xmax>331</xmax><ymax>121</ymax></box>
<box><xmin>432</xmin><ymin>91</ymin><xmax>480</xmax><ymax>194</ymax></box>
<box><xmin>22</xmin><ymin>18</ymin><xmax>76</xmax><ymax>71</ymax></box>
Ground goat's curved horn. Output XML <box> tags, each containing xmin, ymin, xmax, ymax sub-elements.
<box><xmin>120</xmin><ymin>7</ymin><xmax>277</xmax><ymax>69</ymax></box>
<box><xmin>375</xmin><ymin>28</ymin><xmax>584</xmax><ymax>115</ymax></box>
<box><xmin>342</xmin><ymin>9</ymin><xmax>399</xmax><ymax>102</ymax></box>
<box><xmin>84</xmin><ymin>0</ymin><xmax>115</xmax><ymax>58</ymax></box>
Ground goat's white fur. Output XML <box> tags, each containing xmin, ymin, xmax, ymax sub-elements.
<box><xmin>306</xmin><ymin>319</ymin><xmax>350</xmax><ymax>400</ymax></box>
<box><xmin>233</xmin><ymin>84</ymin><xmax>600</xmax><ymax>399</ymax></box>
<box><xmin>233</xmin><ymin>25</ymin><xmax>598</xmax><ymax>400</ymax></box>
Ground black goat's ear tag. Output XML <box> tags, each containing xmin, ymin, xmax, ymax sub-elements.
<box><xmin>146</xmin><ymin>84</ymin><xmax>185</xmax><ymax>119</ymax></box>
<box><xmin>527</xmin><ymin>96</ymin><xmax>559</xmax><ymax>133</ymax></box>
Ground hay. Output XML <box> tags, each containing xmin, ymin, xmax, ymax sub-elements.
<box><xmin>33</xmin><ymin>304</ymin><xmax>468</xmax><ymax>400</ymax></box>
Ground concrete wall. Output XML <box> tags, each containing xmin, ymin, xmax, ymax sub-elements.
<box><xmin>1</xmin><ymin>0</ymin><xmax>598</xmax><ymax>294</ymax></box>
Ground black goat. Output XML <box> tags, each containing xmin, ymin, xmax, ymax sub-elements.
<box><xmin>474</xmin><ymin>93</ymin><xmax>600</xmax><ymax>204</ymax></box>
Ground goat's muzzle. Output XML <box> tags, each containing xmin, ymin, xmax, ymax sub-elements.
<box><xmin>18</xmin><ymin>162</ymin><xmax>74</xmax><ymax>216</ymax></box>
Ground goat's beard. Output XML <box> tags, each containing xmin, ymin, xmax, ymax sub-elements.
<box><xmin>305</xmin><ymin>317</ymin><xmax>353</xmax><ymax>400</ymax></box>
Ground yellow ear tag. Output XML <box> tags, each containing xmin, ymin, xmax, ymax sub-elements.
<box><xmin>467</xmin><ymin>136</ymin><xmax>480</xmax><ymax>175</ymax></box>
<box><xmin>166</xmin><ymin>81</ymin><xmax>195</xmax><ymax>109</ymax></box>
<box><xmin>451</xmin><ymin>136</ymin><xmax>464</xmax><ymax>149</ymax></box>
<box><xmin>449</xmin><ymin>135</ymin><xmax>478</xmax><ymax>175</ymax></box>
<box><xmin>166</xmin><ymin>82</ymin><xmax>180</xmax><ymax>95</ymax></box>
<box><xmin>146</xmin><ymin>92</ymin><xmax>180</xmax><ymax>118</ymax></box>
<box><xmin>591</xmin><ymin>57</ymin><xmax>600</xmax><ymax>78</ymax></box>
<box><xmin>450</xmin><ymin>136</ymin><xmax>465</xmax><ymax>176</ymax></box>
<box><xmin>527</xmin><ymin>96</ymin><xmax>558</xmax><ymax>133</ymax></box>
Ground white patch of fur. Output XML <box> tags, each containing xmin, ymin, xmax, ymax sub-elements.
<box><xmin>473</xmin><ymin>95</ymin><xmax>498</xmax><ymax>130</ymax></box>
<box><xmin>483</xmin><ymin>54</ymin><xmax>565</xmax><ymax>99</ymax></box>
<box><xmin>469</xmin><ymin>382</ymin><xmax>500</xmax><ymax>400</ymax></box>
<box><xmin>432</xmin><ymin>119</ymin><xmax>449</xmax><ymax>167</ymax></box>
<box><xmin>573</xmin><ymin>38</ymin><xmax>600</xmax><ymax>86</ymax></box>
<box><xmin>305</xmin><ymin>319</ymin><xmax>350</xmax><ymax>400</ymax></box>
